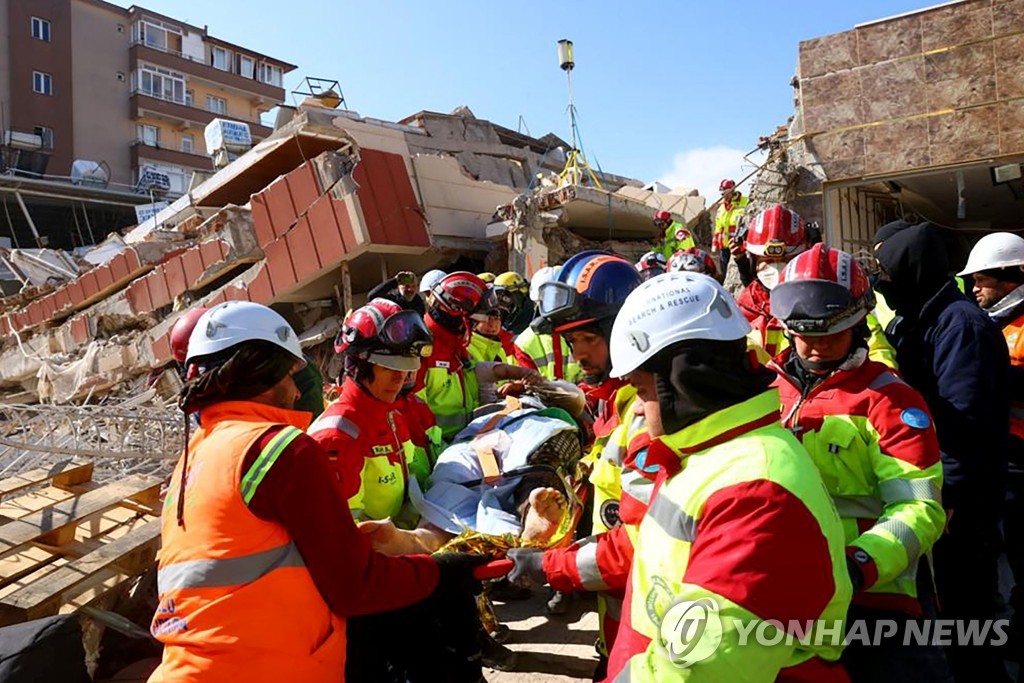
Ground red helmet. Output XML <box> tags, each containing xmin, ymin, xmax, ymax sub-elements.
<box><xmin>431</xmin><ymin>271</ymin><xmax>487</xmax><ymax>317</ymax></box>
<box><xmin>335</xmin><ymin>298</ymin><xmax>433</xmax><ymax>370</ymax></box>
<box><xmin>719</xmin><ymin>179</ymin><xmax>736</xmax><ymax>193</ymax></box>
<box><xmin>169</xmin><ymin>307</ymin><xmax>208</xmax><ymax>363</ymax></box>
<box><xmin>770</xmin><ymin>244</ymin><xmax>875</xmax><ymax>336</ymax></box>
<box><xmin>635</xmin><ymin>251</ymin><xmax>667</xmax><ymax>281</ymax></box>
<box><xmin>652</xmin><ymin>210</ymin><xmax>672</xmax><ymax>226</ymax></box>
<box><xmin>745</xmin><ymin>204</ymin><xmax>807</xmax><ymax>259</ymax></box>
<box><xmin>669</xmin><ymin>248</ymin><xmax>718</xmax><ymax>279</ymax></box>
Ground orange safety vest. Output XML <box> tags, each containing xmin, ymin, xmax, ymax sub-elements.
<box><xmin>1003</xmin><ymin>311</ymin><xmax>1024</xmax><ymax>440</ymax></box>
<box><xmin>149</xmin><ymin>401</ymin><xmax>346</xmax><ymax>683</ymax></box>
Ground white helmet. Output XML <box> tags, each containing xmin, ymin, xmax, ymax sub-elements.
<box><xmin>529</xmin><ymin>265</ymin><xmax>561</xmax><ymax>303</ymax></box>
<box><xmin>420</xmin><ymin>269</ymin><xmax>446</xmax><ymax>293</ymax></box>
<box><xmin>186</xmin><ymin>301</ymin><xmax>304</xmax><ymax>364</ymax></box>
<box><xmin>957</xmin><ymin>232</ymin><xmax>1024</xmax><ymax>276</ymax></box>
<box><xmin>609</xmin><ymin>272</ymin><xmax>751</xmax><ymax>378</ymax></box>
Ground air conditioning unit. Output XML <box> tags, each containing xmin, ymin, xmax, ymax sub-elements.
<box><xmin>3</xmin><ymin>130</ymin><xmax>44</xmax><ymax>150</ymax></box>
<box><xmin>135</xmin><ymin>165</ymin><xmax>171</xmax><ymax>196</ymax></box>
<box><xmin>71</xmin><ymin>160</ymin><xmax>110</xmax><ymax>187</ymax></box>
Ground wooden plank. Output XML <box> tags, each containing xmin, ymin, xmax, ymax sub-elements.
<box><xmin>0</xmin><ymin>519</ymin><xmax>160</xmax><ymax>624</ymax></box>
<box><xmin>0</xmin><ymin>486</ymin><xmax>79</xmax><ymax>523</ymax></box>
<box><xmin>0</xmin><ymin>460</ymin><xmax>93</xmax><ymax>500</ymax></box>
<box><xmin>0</xmin><ymin>475</ymin><xmax>161</xmax><ymax>554</ymax></box>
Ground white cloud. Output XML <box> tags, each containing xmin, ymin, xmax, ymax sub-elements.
<box><xmin>658</xmin><ymin>146</ymin><xmax>767</xmax><ymax>201</ymax></box>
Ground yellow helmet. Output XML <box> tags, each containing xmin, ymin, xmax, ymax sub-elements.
<box><xmin>494</xmin><ymin>271</ymin><xmax>528</xmax><ymax>293</ymax></box>
<box><xmin>478</xmin><ymin>272</ymin><xmax>496</xmax><ymax>284</ymax></box>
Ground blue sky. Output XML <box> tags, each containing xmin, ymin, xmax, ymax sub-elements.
<box><xmin>124</xmin><ymin>0</ymin><xmax>936</xmax><ymax>197</ymax></box>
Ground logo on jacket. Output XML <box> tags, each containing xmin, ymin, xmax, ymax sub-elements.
<box><xmin>372</xmin><ymin>444</ymin><xmax>395</xmax><ymax>455</ymax></box>
<box><xmin>599</xmin><ymin>500</ymin><xmax>621</xmax><ymax>529</ymax></box>
<box><xmin>900</xmin><ymin>408</ymin><xmax>930</xmax><ymax>429</ymax></box>
<box><xmin>658</xmin><ymin>595</ymin><xmax>723</xmax><ymax>668</ymax></box>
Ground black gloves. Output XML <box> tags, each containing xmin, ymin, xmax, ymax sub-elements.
<box><xmin>431</xmin><ymin>552</ymin><xmax>490</xmax><ymax>600</ymax></box>
<box><xmin>846</xmin><ymin>555</ymin><xmax>865</xmax><ymax>592</ymax></box>
<box><xmin>507</xmin><ymin>548</ymin><xmax>547</xmax><ymax>588</ymax></box>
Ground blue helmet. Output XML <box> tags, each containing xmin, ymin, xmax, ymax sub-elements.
<box><xmin>534</xmin><ymin>250</ymin><xmax>641</xmax><ymax>334</ymax></box>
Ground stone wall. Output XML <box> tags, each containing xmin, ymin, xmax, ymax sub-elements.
<box><xmin>796</xmin><ymin>0</ymin><xmax>1024</xmax><ymax>181</ymax></box>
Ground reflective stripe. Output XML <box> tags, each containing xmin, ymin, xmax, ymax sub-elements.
<box><xmin>241</xmin><ymin>426</ymin><xmax>303</xmax><ymax>504</ymax></box>
<box><xmin>158</xmin><ymin>542</ymin><xmax>305</xmax><ymax>593</ymax></box>
<box><xmin>621</xmin><ymin>470</ymin><xmax>654</xmax><ymax>506</ymax></box>
<box><xmin>878</xmin><ymin>478</ymin><xmax>942</xmax><ymax>505</ymax></box>
<box><xmin>645</xmin><ymin>494</ymin><xmax>698</xmax><ymax>543</ymax></box>
<box><xmin>533</xmin><ymin>354</ymin><xmax>551</xmax><ymax>368</ymax></box>
<box><xmin>868</xmin><ymin>372</ymin><xmax>904</xmax><ymax>392</ymax></box>
<box><xmin>308</xmin><ymin>414</ymin><xmax>359</xmax><ymax>439</ymax></box>
<box><xmin>575</xmin><ymin>538</ymin><xmax>609</xmax><ymax>591</ymax></box>
<box><xmin>874</xmin><ymin>517</ymin><xmax>922</xmax><ymax>563</ymax></box>
<box><xmin>833</xmin><ymin>494</ymin><xmax>883</xmax><ymax>519</ymax></box>
<box><xmin>602</xmin><ymin>442</ymin><xmax>625</xmax><ymax>467</ymax></box>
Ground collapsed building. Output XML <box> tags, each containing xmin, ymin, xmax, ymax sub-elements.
<box><xmin>0</xmin><ymin>99</ymin><xmax>706</xmax><ymax>405</ymax></box>
<box><xmin>749</xmin><ymin>0</ymin><xmax>1024</xmax><ymax>262</ymax></box>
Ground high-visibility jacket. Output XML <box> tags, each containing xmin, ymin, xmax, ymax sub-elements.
<box><xmin>999</xmin><ymin>308</ymin><xmax>1024</xmax><ymax>440</ymax></box>
<box><xmin>150</xmin><ymin>401</ymin><xmax>346</xmax><ymax>683</ymax></box>
<box><xmin>513</xmin><ymin>327</ymin><xmax>583</xmax><ymax>383</ymax></box>
<box><xmin>772</xmin><ymin>349</ymin><xmax>946</xmax><ymax>616</ymax></box>
<box><xmin>712</xmin><ymin>193</ymin><xmax>749</xmax><ymax>250</ymax></box>
<box><xmin>308</xmin><ymin>378</ymin><xmax>423</xmax><ymax>528</ymax></box>
<box><xmin>606</xmin><ymin>389</ymin><xmax>853</xmax><ymax>683</ymax></box>
<box><xmin>468</xmin><ymin>329</ymin><xmax>516</xmax><ymax>365</ymax></box>
<box><xmin>659</xmin><ymin>221</ymin><xmax>696</xmax><ymax>259</ymax></box>
<box><xmin>738</xmin><ymin>279</ymin><xmax>899</xmax><ymax>368</ymax></box>
<box><xmin>395</xmin><ymin>391</ymin><xmax>444</xmax><ymax>469</ymax></box>
<box><xmin>546</xmin><ymin>392</ymin><xmax>653</xmax><ymax>658</ymax></box>
<box><xmin>415</xmin><ymin>314</ymin><xmax>479</xmax><ymax>442</ymax></box>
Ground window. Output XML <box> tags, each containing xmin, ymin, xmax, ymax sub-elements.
<box><xmin>137</xmin><ymin>124</ymin><xmax>159</xmax><ymax>146</ymax></box>
<box><xmin>135</xmin><ymin>63</ymin><xmax>185</xmax><ymax>104</ymax></box>
<box><xmin>141</xmin><ymin>162</ymin><xmax>189</xmax><ymax>195</ymax></box>
<box><xmin>211</xmin><ymin>46</ymin><xmax>229</xmax><ymax>71</ymax></box>
<box><xmin>32</xmin><ymin>71</ymin><xmax>53</xmax><ymax>95</ymax></box>
<box><xmin>135</xmin><ymin>19</ymin><xmax>182</xmax><ymax>54</ymax></box>
<box><xmin>185</xmin><ymin>89</ymin><xmax>194</xmax><ymax>107</ymax></box>
<box><xmin>238</xmin><ymin>55</ymin><xmax>255</xmax><ymax>79</ymax></box>
<box><xmin>258</xmin><ymin>63</ymin><xmax>283</xmax><ymax>87</ymax></box>
<box><xmin>31</xmin><ymin>17</ymin><xmax>50</xmax><ymax>41</ymax></box>
<box><xmin>206</xmin><ymin>95</ymin><xmax>227</xmax><ymax>115</ymax></box>
<box><xmin>33</xmin><ymin>126</ymin><xmax>53</xmax><ymax>148</ymax></box>
<box><xmin>181</xmin><ymin>133</ymin><xmax>194</xmax><ymax>154</ymax></box>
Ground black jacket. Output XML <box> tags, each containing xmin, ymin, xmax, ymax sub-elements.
<box><xmin>876</xmin><ymin>224</ymin><xmax>1010</xmax><ymax>510</ymax></box>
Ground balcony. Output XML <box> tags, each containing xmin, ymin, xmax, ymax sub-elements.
<box><xmin>130</xmin><ymin>92</ymin><xmax>274</xmax><ymax>139</ymax></box>
<box><xmin>130</xmin><ymin>43</ymin><xmax>285</xmax><ymax>103</ymax></box>
<box><xmin>131</xmin><ymin>140</ymin><xmax>214</xmax><ymax>172</ymax></box>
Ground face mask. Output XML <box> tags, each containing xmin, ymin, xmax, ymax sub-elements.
<box><xmin>756</xmin><ymin>261</ymin><xmax>786</xmax><ymax>290</ymax></box>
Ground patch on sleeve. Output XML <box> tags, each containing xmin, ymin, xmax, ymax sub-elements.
<box><xmin>900</xmin><ymin>408</ymin><xmax>930</xmax><ymax>430</ymax></box>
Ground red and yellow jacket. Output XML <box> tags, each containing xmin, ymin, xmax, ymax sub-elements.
<box><xmin>606</xmin><ymin>389</ymin><xmax>852</xmax><ymax>682</ymax></box>
<box><xmin>772</xmin><ymin>349</ymin><xmax>945</xmax><ymax>616</ymax></box>
<box><xmin>309</xmin><ymin>378</ymin><xmax>424</xmax><ymax>528</ymax></box>
<box><xmin>414</xmin><ymin>314</ymin><xmax>479</xmax><ymax>442</ymax></box>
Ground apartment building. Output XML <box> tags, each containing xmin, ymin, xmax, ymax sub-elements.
<box><xmin>0</xmin><ymin>0</ymin><xmax>296</xmax><ymax>195</ymax></box>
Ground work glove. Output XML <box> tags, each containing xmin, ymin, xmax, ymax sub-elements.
<box><xmin>431</xmin><ymin>552</ymin><xmax>490</xmax><ymax>600</ymax></box>
<box><xmin>507</xmin><ymin>548</ymin><xmax>547</xmax><ymax>588</ymax></box>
